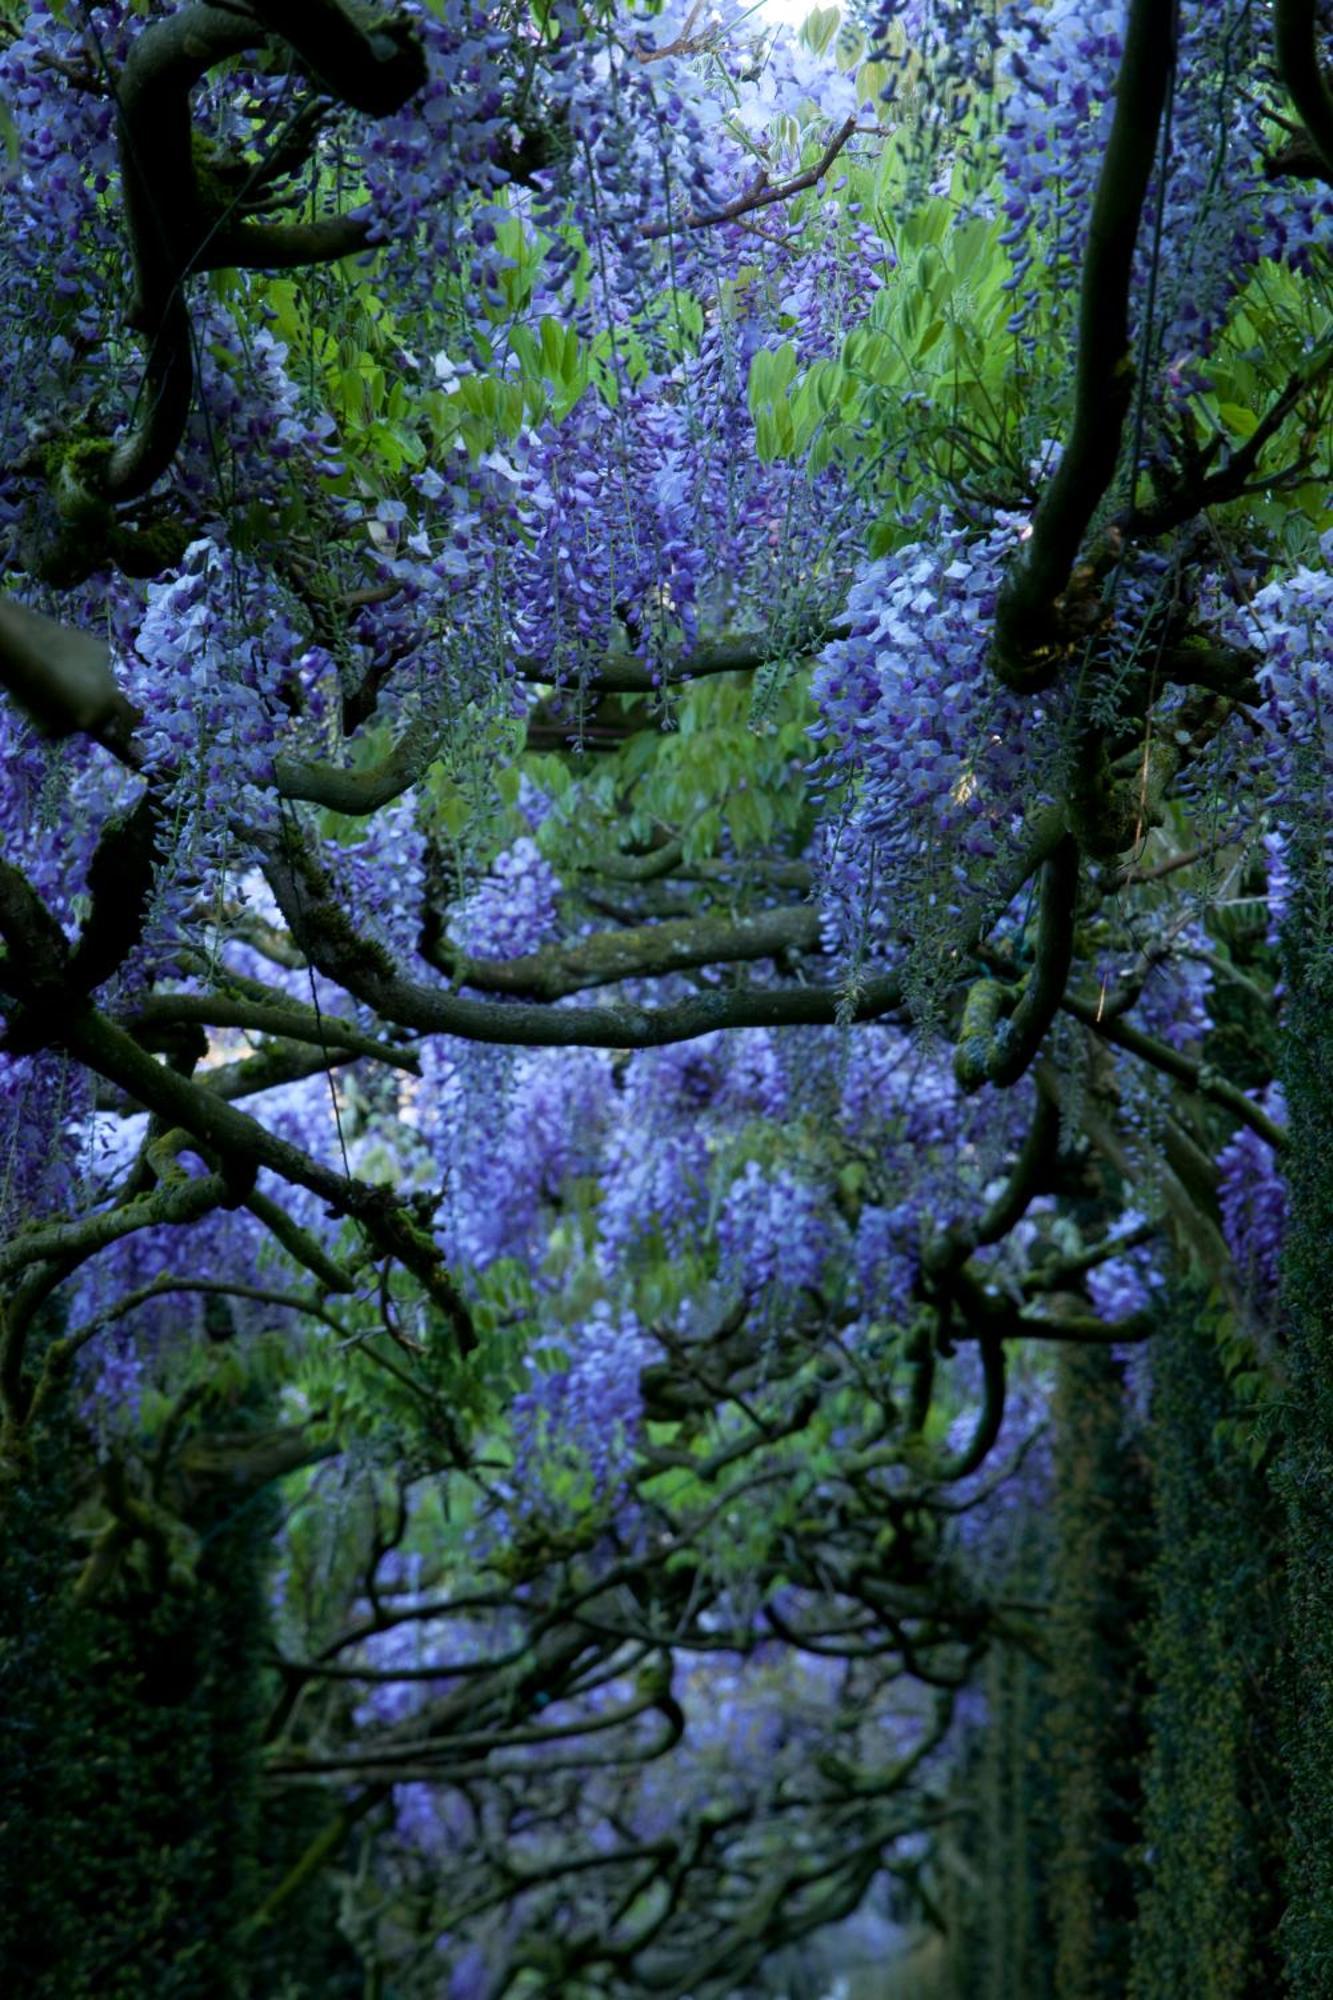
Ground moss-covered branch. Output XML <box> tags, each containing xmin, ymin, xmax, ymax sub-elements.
<box><xmin>1275</xmin><ymin>0</ymin><xmax>1333</xmax><ymax>179</ymax></box>
<box><xmin>263</xmin><ymin>833</ymin><xmax>905</xmax><ymax>1049</ymax></box>
<box><xmin>1061</xmin><ymin>990</ymin><xmax>1288</xmax><ymax>1151</ymax></box>
<box><xmin>128</xmin><ymin>991</ymin><xmax>420</xmax><ymax>1073</ymax></box>
<box><xmin>273</xmin><ymin>716</ymin><xmax>440</xmax><ymax>813</ymax></box>
<box><xmin>0</xmin><ymin>857</ymin><xmax>472</xmax><ymax>1348</ymax></box>
<box><xmin>28</xmin><ymin>0</ymin><xmax>426</xmax><ymax>572</ymax></box>
<box><xmin>0</xmin><ymin>593</ymin><xmax>139</xmax><ymax>746</ymax></box>
<box><xmin>513</xmin><ymin>622</ymin><xmax>844</xmax><ymax>694</ymax></box>
<box><xmin>955</xmin><ymin>835</ymin><xmax>1080</xmax><ymax>1091</ymax></box>
<box><xmin>993</xmin><ymin>0</ymin><xmax>1177</xmax><ymax>689</ymax></box>
<box><xmin>424</xmin><ymin>904</ymin><xmax>823</xmax><ymax>999</ymax></box>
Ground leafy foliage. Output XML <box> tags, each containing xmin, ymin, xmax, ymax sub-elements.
<box><xmin>0</xmin><ymin>0</ymin><xmax>1327</xmax><ymax>1991</ymax></box>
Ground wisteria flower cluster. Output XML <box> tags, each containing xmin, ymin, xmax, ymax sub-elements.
<box><xmin>812</xmin><ymin>511</ymin><xmax>1064</xmax><ymax>957</ymax></box>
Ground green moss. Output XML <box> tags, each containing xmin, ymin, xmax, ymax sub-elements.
<box><xmin>41</xmin><ymin>432</ymin><xmax>115</xmax><ymax>524</ymax></box>
<box><xmin>954</xmin><ymin>977</ymin><xmax>1008</xmax><ymax>1090</ymax></box>
<box><xmin>109</xmin><ymin>515</ymin><xmax>192</xmax><ymax>578</ymax></box>
<box><xmin>1129</xmin><ymin>1287</ymin><xmax>1284</xmax><ymax>2000</ymax></box>
<box><xmin>0</xmin><ymin>1348</ymin><xmax>305</xmax><ymax>1998</ymax></box>
<box><xmin>1047</xmin><ymin>1347</ymin><xmax>1151</xmax><ymax>2000</ymax></box>
<box><xmin>25</xmin><ymin>434</ymin><xmax>185</xmax><ymax>585</ymax></box>
<box><xmin>1272</xmin><ymin>817</ymin><xmax>1333</xmax><ymax>1990</ymax></box>
<box><xmin>936</xmin><ymin>1513</ymin><xmax>1056</xmax><ymax>2000</ymax></box>
<box><xmin>981</xmin><ymin>1513</ymin><xmax>1058</xmax><ymax>2000</ymax></box>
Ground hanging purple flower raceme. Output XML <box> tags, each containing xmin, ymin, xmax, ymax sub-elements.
<box><xmin>499</xmin><ymin>180</ymin><xmax>872</xmax><ymax>686</ymax></box>
<box><xmin>0</xmin><ymin>1047</ymin><xmax>91</xmax><ymax>1240</ymax></box>
<box><xmin>1262</xmin><ymin>828</ymin><xmax>1289</xmax><ymax>950</ymax></box>
<box><xmin>872</xmin><ymin>0</ymin><xmax>1333</xmax><ymax>421</ymax></box>
<box><xmin>853</xmin><ymin>1199</ymin><xmax>921</xmax><ymax>1319</ymax></box>
<box><xmin>1127</xmin><ymin>923</ymin><xmax>1214</xmax><ymax>1051</ymax></box>
<box><xmin>325</xmin><ymin>796</ymin><xmax>429</xmax><ymax>964</ymax></box>
<box><xmin>347</xmin><ymin>0</ymin><xmax>515</xmax><ymax>300</ymax></box>
<box><xmin>1083</xmin><ymin>1209</ymin><xmax>1165</xmax><ymax>1322</ymax></box>
<box><xmin>447</xmin><ymin>835</ymin><xmax>560</xmax><ymax>961</ymax></box>
<box><xmin>715</xmin><ymin>1159</ymin><xmax>838</xmax><ymax>1299</ymax></box>
<box><xmin>595</xmin><ymin>1036</ymin><xmax>737</xmax><ymax>1270</ymax></box>
<box><xmin>812</xmin><ymin>511</ymin><xmax>1066</xmax><ymax>963</ymax></box>
<box><xmin>990</xmin><ymin>1</ymin><xmax>1124</xmax><ymax>337</ymax></box>
<box><xmin>70</xmin><ymin>1196</ymin><xmax>274</xmax><ymax>1434</ymax></box>
<box><xmin>0</xmin><ymin>0</ymin><xmax>126</xmax><ymax>453</ymax></box>
<box><xmin>1214</xmin><ymin>537</ymin><xmax>1333</xmax><ymax>880</ymax></box>
<box><xmin>1218</xmin><ymin>1084</ymin><xmax>1286</xmax><ymax>1318</ymax></box>
<box><xmin>717</xmin><ymin>1028</ymin><xmax>790</xmax><ymax>1123</ymax></box>
<box><xmin>411</xmin><ymin>1037</ymin><xmax>613</xmax><ymax>1277</ymax></box>
<box><xmin>181</xmin><ymin>302</ymin><xmax>346</xmax><ymax>504</ymax></box>
<box><xmin>511</xmin><ymin>1301</ymin><xmax>650</xmax><ymax>1511</ymax></box>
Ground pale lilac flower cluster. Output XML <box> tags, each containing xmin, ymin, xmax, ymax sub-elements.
<box><xmin>595</xmin><ymin>1039</ymin><xmax>727</xmax><ymax>1268</ymax></box>
<box><xmin>0</xmin><ymin>0</ymin><xmax>125</xmax><ymax>418</ymax></box>
<box><xmin>993</xmin><ymin>0</ymin><xmax>1123</xmax><ymax>334</ymax></box>
<box><xmin>350</xmin><ymin>1</ymin><xmax>515</xmax><ymax>254</ymax></box>
<box><xmin>0</xmin><ymin>1049</ymin><xmax>89</xmax><ymax>1237</ymax></box>
<box><xmin>70</xmin><ymin>1199</ymin><xmax>273</xmax><ymax>1434</ymax></box>
<box><xmin>596</xmin><ymin>1113</ymin><xmax>711</xmax><ymax>1269</ymax></box>
<box><xmin>715</xmin><ymin>1160</ymin><xmax>837</xmax><ymax>1298</ymax></box>
<box><xmin>1130</xmin><ymin>926</ymin><xmax>1214</xmax><ymax>1052</ymax></box>
<box><xmin>812</xmin><ymin>513</ymin><xmax>1063</xmax><ymax>945</ymax></box>
<box><xmin>132</xmin><ymin>539</ymin><xmax>312</xmax><ymax>801</ymax></box>
<box><xmin>417</xmin><ymin>1040</ymin><xmax>613</xmax><ymax>1275</ymax></box>
<box><xmin>511</xmin><ymin>1302</ymin><xmax>650</xmax><ymax>1507</ymax></box>
<box><xmin>717</xmin><ymin>1028</ymin><xmax>789</xmax><ymax>1122</ymax></box>
<box><xmin>1263</xmin><ymin>829</ymin><xmax>1289</xmax><ymax>949</ymax></box>
<box><xmin>1233</xmin><ymin>549</ymin><xmax>1333</xmax><ymax>792</ymax></box>
<box><xmin>447</xmin><ymin>837</ymin><xmax>561</xmax><ymax>960</ymax></box>
<box><xmin>853</xmin><ymin>1201</ymin><xmax>921</xmax><ymax>1319</ymax></box>
<box><xmin>184</xmin><ymin>308</ymin><xmax>343</xmax><ymax>501</ymax></box>
<box><xmin>1084</xmin><ymin>1211</ymin><xmax>1163</xmax><ymax>1322</ymax></box>
<box><xmin>327</xmin><ymin>796</ymin><xmax>429</xmax><ymax>964</ymax></box>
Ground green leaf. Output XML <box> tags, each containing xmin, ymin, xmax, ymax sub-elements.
<box><xmin>1217</xmin><ymin>401</ymin><xmax>1259</xmax><ymax>439</ymax></box>
<box><xmin>801</xmin><ymin>5</ymin><xmax>842</xmax><ymax>57</ymax></box>
<box><xmin>916</xmin><ymin>316</ymin><xmax>945</xmax><ymax>359</ymax></box>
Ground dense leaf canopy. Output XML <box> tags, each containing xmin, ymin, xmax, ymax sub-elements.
<box><xmin>0</xmin><ymin>1</ymin><xmax>1325</xmax><ymax>1994</ymax></box>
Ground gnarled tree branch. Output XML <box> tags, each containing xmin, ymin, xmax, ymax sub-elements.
<box><xmin>423</xmin><ymin>905</ymin><xmax>823</xmax><ymax>1000</ymax></box>
<box><xmin>992</xmin><ymin>0</ymin><xmax>1177</xmax><ymax>689</ymax></box>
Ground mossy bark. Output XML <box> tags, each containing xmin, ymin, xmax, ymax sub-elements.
<box><xmin>1048</xmin><ymin>1347</ymin><xmax>1150</xmax><ymax>2000</ymax></box>
<box><xmin>1273</xmin><ymin>841</ymin><xmax>1333</xmax><ymax>1990</ymax></box>
<box><xmin>1129</xmin><ymin>1288</ymin><xmax>1285</xmax><ymax>2000</ymax></box>
<box><xmin>0</xmin><ymin>1340</ymin><xmax>354</xmax><ymax>1996</ymax></box>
